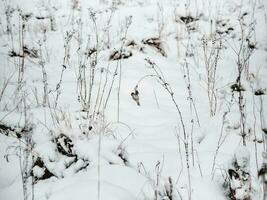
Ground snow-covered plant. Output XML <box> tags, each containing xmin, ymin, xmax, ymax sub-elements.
<box><xmin>201</xmin><ymin>33</ymin><xmax>222</xmax><ymax>117</ymax></box>
<box><xmin>212</xmin><ymin>109</ymin><xmax>231</xmax><ymax>178</ymax></box>
<box><xmin>140</xmin><ymin>161</ymin><xmax>181</xmax><ymax>200</ymax></box>
<box><xmin>17</xmin><ymin>10</ymin><xmax>28</xmax><ymax>94</ymax></box>
<box><xmin>76</xmin><ymin>9</ymin><xmax>99</xmax><ymax>114</ymax></box>
<box><xmin>154</xmin><ymin>177</ymin><xmax>180</xmax><ymax>200</ymax></box>
<box><xmin>231</xmin><ymin>14</ymin><xmax>255</xmax><ymax>146</ymax></box>
<box><xmin>37</xmin><ymin>41</ymin><xmax>48</xmax><ymax>107</ymax></box>
<box><xmin>3</xmin><ymin>4</ymin><xmax>15</xmax><ymax>34</ymax></box>
<box><xmin>258</xmin><ymin>129</ymin><xmax>267</xmax><ymax>200</ymax></box>
<box><xmin>0</xmin><ymin>73</ymin><xmax>13</xmax><ymax>105</ymax></box>
<box><xmin>224</xmin><ymin>147</ymin><xmax>252</xmax><ymax>200</ymax></box>
<box><xmin>2</xmin><ymin>100</ymin><xmax>36</xmax><ymax>200</ymax></box>
<box><xmin>54</xmin><ymin>31</ymin><xmax>73</xmax><ymax>108</ymax></box>
<box><xmin>134</xmin><ymin>58</ymin><xmax>192</xmax><ymax>199</ymax></box>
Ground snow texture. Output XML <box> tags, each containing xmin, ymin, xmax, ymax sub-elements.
<box><xmin>0</xmin><ymin>0</ymin><xmax>267</xmax><ymax>200</ymax></box>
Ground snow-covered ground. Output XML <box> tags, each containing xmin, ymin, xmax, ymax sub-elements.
<box><xmin>0</xmin><ymin>0</ymin><xmax>267</xmax><ymax>199</ymax></box>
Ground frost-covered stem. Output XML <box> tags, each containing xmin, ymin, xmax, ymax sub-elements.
<box><xmin>77</xmin><ymin>36</ymin><xmax>87</xmax><ymax>110</ymax></box>
<box><xmin>97</xmin><ymin>112</ymin><xmax>104</xmax><ymax>200</ymax></box>
<box><xmin>76</xmin><ymin>9</ymin><xmax>99</xmax><ymax>115</ymax></box>
<box><xmin>257</xmin><ymin>104</ymin><xmax>267</xmax><ymax>200</ymax></box>
<box><xmin>184</xmin><ymin>144</ymin><xmax>191</xmax><ymax>200</ymax></box>
<box><xmin>104</xmin><ymin>16</ymin><xmax>132</xmax><ymax>110</ymax></box>
<box><xmin>144</xmin><ymin>58</ymin><xmax>191</xmax><ymax>199</ymax></box>
<box><xmin>201</xmin><ymin>34</ymin><xmax>221</xmax><ymax>117</ymax></box>
<box><xmin>116</xmin><ymin>16</ymin><xmax>132</xmax><ymax>122</ymax></box>
<box><xmin>117</xmin><ymin>60</ymin><xmax>122</xmax><ymax>122</ymax></box>
<box><xmin>47</xmin><ymin>94</ymin><xmax>60</xmax><ymax>128</ymax></box>
<box><xmin>17</xmin><ymin>11</ymin><xmax>26</xmax><ymax>94</ymax></box>
<box><xmin>166</xmin><ymin>177</ymin><xmax>174</xmax><ymax>200</ymax></box>
<box><xmin>38</xmin><ymin>43</ymin><xmax>48</xmax><ymax>107</ymax></box>
<box><xmin>0</xmin><ymin>73</ymin><xmax>13</xmax><ymax>103</ymax></box>
<box><xmin>195</xmin><ymin>149</ymin><xmax>203</xmax><ymax>177</ymax></box>
<box><xmin>19</xmin><ymin>94</ymin><xmax>34</xmax><ymax>200</ymax></box>
<box><xmin>97</xmin><ymin>67</ymin><xmax>109</xmax><ymax>113</ymax></box>
<box><xmin>174</xmin><ymin>126</ymin><xmax>184</xmax><ymax>183</ymax></box>
<box><xmin>184</xmin><ymin>62</ymin><xmax>200</xmax><ymax>127</ymax></box>
<box><xmin>136</xmin><ymin>75</ymin><xmax>158</xmax><ymax>86</ymax></box>
<box><xmin>19</xmin><ymin>139</ymin><xmax>28</xmax><ymax>200</ymax></box>
<box><xmin>237</xmin><ymin>63</ymin><xmax>246</xmax><ymax>146</ymax></box>
<box><xmin>49</xmin><ymin>13</ymin><xmax>56</xmax><ymax>32</ymax></box>
<box><xmin>55</xmin><ymin>31</ymin><xmax>72</xmax><ymax>108</ymax></box>
<box><xmin>103</xmin><ymin>6</ymin><xmax>115</xmax><ymax>49</ymax></box>
<box><xmin>212</xmin><ymin>110</ymin><xmax>230</xmax><ymax>179</ymax></box>
<box><xmin>250</xmin><ymin>83</ymin><xmax>259</xmax><ymax>170</ymax></box>
<box><xmin>4</xmin><ymin>2</ymin><xmax>15</xmax><ymax>50</ymax></box>
<box><xmin>182</xmin><ymin>58</ymin><xmax>200</xmax><ymax>165</ymax></box>
<box><xmin>92</xmin><ymin>69</ymin><xmax>104</xmax><ymax>121</ymax></box>
<box><xmin>54</xmin><ymin>65</ymin><xmax>66</xmax><ymax>108</ymax></box>
<box><xmin>183</xmin><ymin>28</ymin><xmax>200</xmax><ymax>126</ymax></box>
<box><xmin>31</xmin><ymin>151</ymin><xmax>34</xmax><ymax>200</ymax></box>
<box><xmin>153</xmin><ymin>89</ymin><xmax>160</xmax><ymax>109</ymax></box>
<box><xmin>104</xmin><ymin>62</ymin><xmax>118</xmax><ymax>109</ymax></box>
<box><xmin>4</xmin><ymin>3</ymin><xmax>12</xmax><ymax>34</ymax></box>
<box><xmin>235</xmin><ymin>17</ymin><xmax>254</xmax><ymax>146</ymax></box>
<box><xmin>260</xmin><ymin>129</ymin><xmax>267</xmax><ymax>200</ymax></box>
<box><xmin>86</xmin><ymin>10</ymin><xmax>99</xmax><ymax>115</ymax></box>
<box><xmin>155</xmin><ymin>170</ymin><xmax>159</xmax><ymax>200</ymax></box>
<box><xmin>190</xmin><ymin>120</ymin><xmax>194</xmax><ymax>166</ymax></box>
<box><xmin>259</xmin><ymin>96</ymin><xmax>266</xmax><ymax>151</ymax></box>
<box><xmin>154</xmin><ymin>160</ymin><xmax>163</xmax><ymax>200</ymax></box>
<box><xmin>97</xmin><ymin>131</ymin><xmax>101</xmax><ymax>200</ymax></box>
<box><xmin>258</xmin><ymin>95</ymin><xmax>266</xmax><ymax>199</ymax></box>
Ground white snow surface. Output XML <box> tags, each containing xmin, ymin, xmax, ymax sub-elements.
<box><xmin>0</xmin><ymin>0</ymin><xmax>267</xmax><ymax>199</ymax></box>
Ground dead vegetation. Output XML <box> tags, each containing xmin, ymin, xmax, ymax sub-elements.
<box><xmin>142</xmin><ymin>37</ymin><xmax>166</xmax><ymax>56</ymax></box>
<box><xmin>109</xmin><ymin>49</ymin><xmax>132</xmax><ymax>60</ymax></box>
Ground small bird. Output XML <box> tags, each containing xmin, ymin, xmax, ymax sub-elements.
<box><xmin>131</xmin><ymin>86</ymin><xmax>140</xmax><ymax>106</ymax></box>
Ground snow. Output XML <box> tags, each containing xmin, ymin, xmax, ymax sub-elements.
<box><xmin>32</xmin><ymin>166</ymin><xmax>45</xmax><ymax>178</ymax></box>
<box><xmin>0</xmin><ymin>0</ymin><xmax>267</xmax><ymax>199</ymax></box>
<box><xmin>33</xmin><ymin>165</ymin><xmax>153</xmax><ymax>200</ymax></box>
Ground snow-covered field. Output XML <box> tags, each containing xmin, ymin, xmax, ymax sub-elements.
<box><xmin>0</xmin><ymin>0</ymin><xmax>267</xmax><ymax>199</ymax></box>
